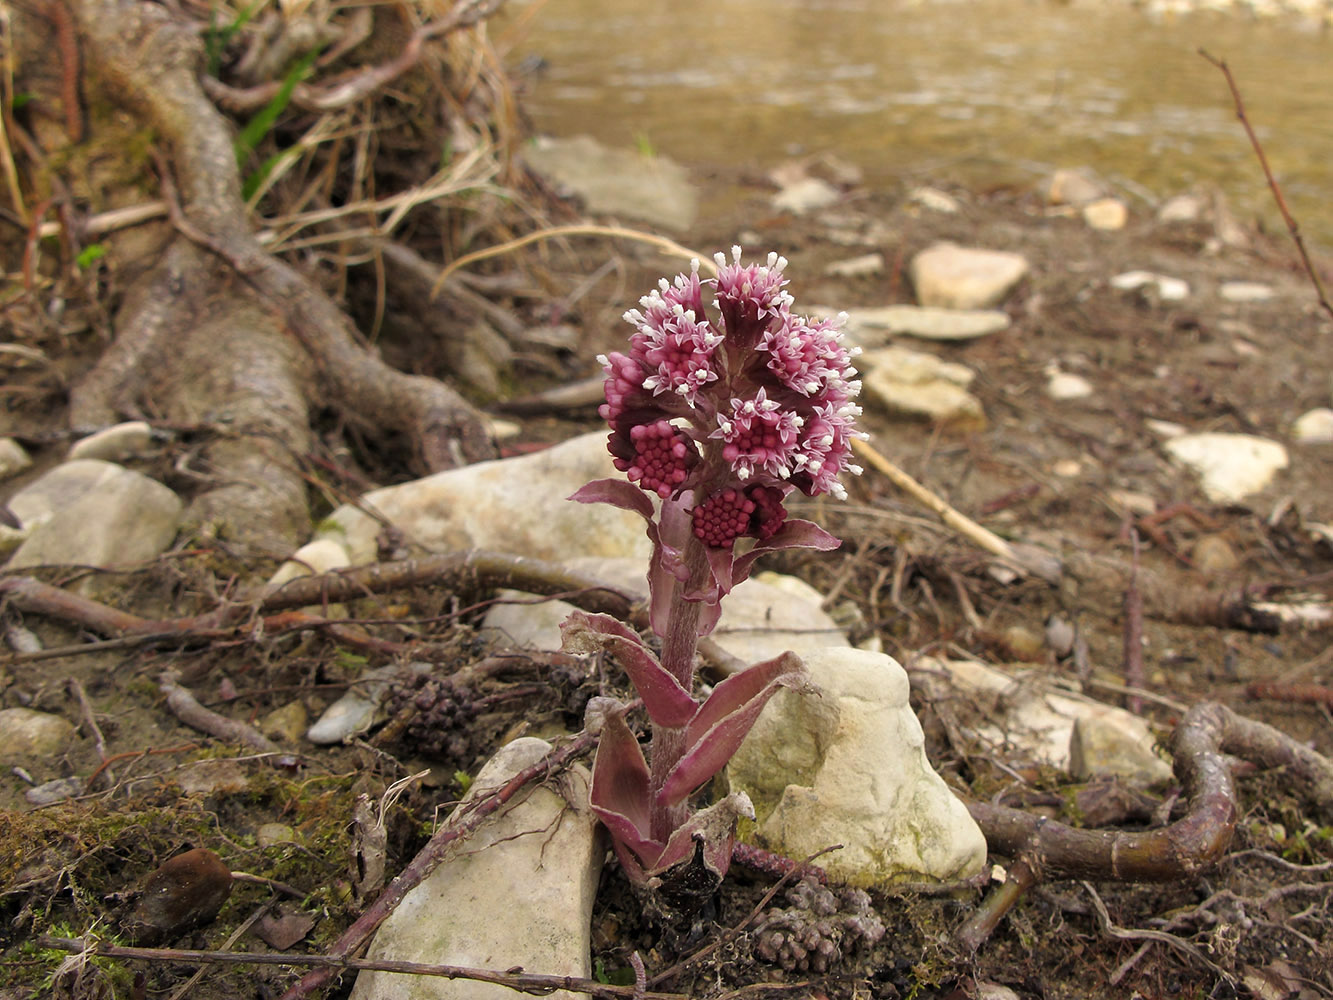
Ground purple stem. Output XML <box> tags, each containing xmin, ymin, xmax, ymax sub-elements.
<box><xmin>647</xmin><ymin>533</ymin><xmax>709</xmax><ymax>842</ymax></box>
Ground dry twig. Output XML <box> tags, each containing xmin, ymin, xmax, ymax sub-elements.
<box><xmin>959</xmin><ymin>701</ymin><xmax>1333</xmax><ymax>949</ymax></box>
<box><xmin>1199</xmin><ymin>49</ymin><xmax>1333</xmax><ymax>320</ymax></box>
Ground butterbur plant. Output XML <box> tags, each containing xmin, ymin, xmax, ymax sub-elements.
<box><xmin>561</xmin><ymin>247</ymin><xmax>864</xmax><ymax>903</ymax></box>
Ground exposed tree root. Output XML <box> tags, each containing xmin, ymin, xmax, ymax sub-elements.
<box><xmin>959</xmin><ymin>701</ymin><xmax>1333</xmax><ymax>950</ymax></box>
<box><xmin>39</xmin><ymin>0</ymin><xmax>497</xmax><ymax>554</ymax></box>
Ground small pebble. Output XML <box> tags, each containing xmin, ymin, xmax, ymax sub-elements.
<box><xmin>1219</xmin><ymin>281</ymin><xmax>1275</xmax><ymax>303</ymax></box>
<box><xmin>257</xmin><ymin>823</ymin><xmax>298</xmax><ymax>848</ymax></box>
<box><xmin>1292</xmin><ymin>407</ymin><xmax>1333</xmax><ymax>444</ymax></box>
<box><xmin>25</xmin><ymin>776</ymin><xmax>85</xmax><ymax>806</ymax></box>
<box><xmin>127</xmin><ymin>847</ymin><xmax>233</xmax><ymax>944</ymax></box>
<box><xmin>0</xmin><ymin>707</ymin><xmax>76</xmax><ymax>757</ymax></box>
<box><xmin>0</xmin><ymin>438</ymin><xmax>32</xmax><ymax>480</ymax></box>
<box><xmin>1192</xmin><ymin>534</ymin><xmax>1239</xmax><ymax>575</ymax></box>
<box><xmin>68</xmin><ymin>420</ymin><xmax>154</xmax><ymax>461</ymax></box>
<box><xmin>1082</xmin><ymin>198</ymin><xmax>1127</xmax><ymax>231</ymax></box>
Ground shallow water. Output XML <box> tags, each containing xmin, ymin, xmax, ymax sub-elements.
<box><xmin>507</xmin><ymin>0</ymin><xmax>1332</xmax><ymax>246</ymax></box>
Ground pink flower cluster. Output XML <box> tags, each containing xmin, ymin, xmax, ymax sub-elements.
<box><xmin>600</xmin><ymin>247</ymin><xmax>864</xmax><ymax>549</ymax></box>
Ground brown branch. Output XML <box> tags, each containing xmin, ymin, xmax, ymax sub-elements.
<box><xmin>279</xmin><ymin>725</ymin><xmax>603</xmax><ymax>999</ymax></box>
<box><xmin>38</xmin><ymin>937</ymin><xmax>683</xmax><ymax>1000</ymax></box>
<box><xmin>0</xmin><ymin>551</ymin><xmax>641</xmax><ymax>661</ymax></box>
<box><xmin>1199</xmin><ymin>49</ymin><xmax>1333</xmax><ymax>321</ymax></box>
<box><xmin>160</xmin><ymin>673</ymin><xmax>280</xmax><ymax>753</ymax></box>
<box><xmin>959</xmin><ymin>701</ymin><xmax>1333</xmax><ymax>949</ymax></box>
<box><xmin>1247</xmin><ymin>680</ymin><xmax>1333</xmax><ymax>710</ymax></box>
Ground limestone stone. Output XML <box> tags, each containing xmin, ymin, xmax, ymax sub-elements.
<box><xmin>1047</xmin><ymin>168</ymin><xmax>1106</xmax><ymax>206</ymax></box>
<box><xmin>257</xmin><ymin>823</ymin><xmax>299</xmax><ymax>847</ymax></box>
<box><xmin>860</xmin><ymin>346</ymin><xmax>985</xmax><ymax>427</ymax></box>
<box><xmin>1191</xmin><ymin>533</ymin><xmax>1240</xmax><ymax>574</ymax></box>
<box><xmin>0</xmin><ymin>438</ymin><xmax>32</xmax><ymax>480</ymax></box>
<box><xmin>910</xmin><ymin>243</ymin><xmax>1029</xmax><ymax>309</ymax></box>
<box><xmin>68</xmin><ymin>420</ymin><xmax>154</xmax><ymax>461</ymax></box>
<box><xmin>316</xmin><ymin>432</ymin><xmax>652</xmax><ymax>566</ymax></box>
<box><xmin>1045</xmin><ymin>368</ymin><xmax>1094</xmax><ymax>400</ymax></box>
<box><xmin>1163</xmin><ymin>432</ymin><xmax>1289</xmax><ymax>503</ymax></box>
<box><xmin>726</xmin><ymin>648</ymin><xmax>987</xmax><ymax>887</ymax></box>
<box><xmin>1069</xmin><ymin>715</ymin><xmax>1173</xmax><ymax>787</ymax></box>
<box><xmin>840</xmin><ymin>305</ymin><xmax>1009</xmax><ymax>344</ymax></box>
<box><xmin>824</xmin><ymin>253</ymin><xmax>884</xmax><ymax>277</ymax></box>
<box><xmin>0</xmin><ymin>707</ymin><xmax>76</xmax><ymax>757</ymax></box>
<box><xmin>1158</xmin><ymin>193</ymin><xmax>1205</xmax><ymax>223</ymax></box>
<box><xmin>1219</xmin><ymin>281</ymin><xmax>1275</xmax><ymax>302</ymax></box>
<box><xmin>268</xmin><ymin>539</ymin><xmax>352</xmax><ymax>588</ymax></box>
<box><xmin>522</xmin><ymin>135</ymin><xmax>697</xmax><ymax>232</ymax></box>
<box><xmin>1082</xmin><ymin>197</ymin><xmax>1128</xmax><ymax>231</ymax></box>
<box><xmin>482</xmin><ymin>558</ymin><xmax>848</xmax><ymax>669</ymax></box>
<box><xmin>260</xmin><ymin>701</ymin><xmax>309</xmax><ymax>744</ymax></box>
<box><xmin>1110</xmin><ymin>270</ymin><xmax>1190</xmax><ymax>301</ymax></box>
<box><xmin>350</xmin><ymin>738</ymin><xmax>600</xmax><ymax>1000</ymax></box>
<box><xmin>907</xmin><ymin>186</ymin><xmax>961</xmax><ymax>213</ymax></box>
<box><xmin>924</xmin><ymin>656</ymin><xmax>1171</xmax><ymax>783</ymax></box>
<box><xmin>772</xmin><ymin>177</ymin><xmax>841</xmax><ymax>214</ymax></box>
<box><xmin>1292</xmin><ymin>407</ymin><xmax>1333</xmax><ymax>444</ymax></box>
<box><xmin>307</xmin><ymin>664</ymin><xmax>420</xmax><ymax>744</ymax></box>
<box><xmin>6</xmin><ymin>460</ymin><xmax>182</xmax><ymax>571</ymax></box>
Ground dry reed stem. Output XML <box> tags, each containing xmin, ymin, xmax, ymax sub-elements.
<box><xmin>429</xmin><ymin>224</ymin><xmax>713</xmax><ymax>297</ymax></box>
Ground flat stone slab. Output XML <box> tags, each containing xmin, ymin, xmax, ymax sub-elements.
<box><xmin>841</xmin><ymin>305</ymin><xmax>1009</xmax><ymax>344</ymax></box>
<box><xmin>482</xmin><ymin>558</ymin><xmax>848</xmax><ymax>668</ymax></box>
<box><xmin>909</xmin><ymin>242</ymin><xmax>1029</xmax><ymax>309</ymax></box>
<box><xmin>6</xmin><ymin>460</ymin><xmax>182</xmax><ymax>570</ymax></box>
<box><xmin>860</xmin><ymin>346</ymin><xmax>985</xmax><ymax>427</ymax></box>
<box><xmin>351</xmin><ymin>738</ymin><xmax>600</xmax><ymax>1000</ymax></box>
<box><xmin>1163</xmin><ymin>432</ymin><xmax>1289</xmax><ymax>503</ymax></box>
<box><xmin>523</xmin><ymin>135</ymin><xmax>698</xmax><ymax>233</ymax></box>
<box><xmin>317</xmin><ymin>432</ymin><xmax>651</xmax><ymax>566</ymax></box>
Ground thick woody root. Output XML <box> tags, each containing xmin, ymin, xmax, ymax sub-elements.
<box><xmin>959</xmin><ymin>702</ymin><xmax>1333</xmax><ymax>949</ymax></box>
<box><xmin>58</xmin><ymin>0</ymin><xmax>495</xmax><ymax>553</ymax></box>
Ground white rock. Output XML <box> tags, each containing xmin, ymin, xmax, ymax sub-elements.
<box><xmin>771</xmin><ymin>177</ymin><xmax>841</xmax><ymax>214</ymax></box>
<box><xmin>910</xmin><ymin>243</ymin><xmax>1029</xmax><ymax>310</ymax></box>
<box><xmin>6</xmin><ymin>460</ymin><xmax>182</xmax><ymax>571</ymax></box>
<box><xmin>1292</xmin><ymin>407</ymin><xmax>1333</xmax><ymax>444</ymax></box>
<box><xmin>0</xmin><ymin>707</ymin><xmax>76</xmax><ymax>757</ymax></box>
<box><xmin>907</xmin><ymin>186</ymin><xmax>961</xmax><ymax>213</ymax></box>
<box><xmin>1082</xmin><ymin>198</ymin><xmax>1128</xmax><ymax>231</ymax></box>
<box><xmin>1158</xmin><ymin>193</ymin><xmax>1205</xmax><ymax>223</ymax></box>
<box><xmin>482</xmin><ymin>559</ymin><xmax>847</xmax><ymax>668</ymax></box>
<box><xmin>1069</xmin><ymin>715</ymin><xmax>1172</xmax><ymax>786</ymax></box>
<box><xmin>841</xmin><ymin>305</ymin><xmax>1009</xmax><ymax>344</ymax></box>
<box><xmin>306</xmin><ymin>664</ymin><xmax>423</xmax><ymax>744</ymax></box>
<box><xmin>316</xmin><ymin>432</ymin><xmax>652</xmax><ymax>566</ymax></box>
<box><xmin>1045</xmin><ymin>369</ymin><xmax>1094</xmax><ymax>401</ymax></box>
<box><xmin>1163</xmin><ymin>432</ymin><xmax>1289</xmax><ymax>503</ymax></box>
<box><xmin>924</xmin><ymin>657</ymin><xmax>1170</xmax><ymax>783</ymax></box>
<box><xmin>824</xmin><ymin>253</ymin><xmax>884</xmax><ymax>278</ymax></box>
<box><xmin>68</xmin><ymin>420</ymin><xmax>154</xmax><ymax>461</ymax></box>
<box><xmin>1047</xmin><ymin>168</ymin><xmax>1106</xmax><ymax>206</ymax></box>
<box><xmin>268</xmin><ymin>538</ymin><xmax>352</xmax><ymax>588</ymax></box>
<box><xmin>860</xmin><ymin>346</ymin><xmax>985</xmax><ymax>427</ymax></box>
<box><xmin>350</xmin><ymin>738</ymin><xmax>600</xmax><ymax>1000</ymax></box>
<box><xmin>726</xmin><ymin>648</ymin><xmax>987</xmax><ymax>887</ymax></box>
<box><xmin>1110</xmin><ymin>270</ymin><xmax>1190</xmax><ymax>301</ymax></box>
<box><xmin>1144</xmin><ymin>418</ymin><xmax>1187</xmax><ymax>438</ymax></box>
<box><xmin>1219</xmin><ymin>281</ymin><xmax>1276</xmax><ymax>303</ymax></box>
<box><xmin>0</xmin><ymin>438</ymin><xmax>32</xmax><ymax>480</ymax></box>
<box><xmin>522</xmin><ymin>135</ymin><xmax>697</xmax><ymax>233</ymax></box>
<box><xmin>25</xmin><ymin>777</ymin><xmax>85</xmax><ymax>806</ymax></box>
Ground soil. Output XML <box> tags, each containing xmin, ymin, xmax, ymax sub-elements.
<box><xmin>4</xmin><ymin>154</ymin><xmax>1333</xmax><ymax>998</ymax></box>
